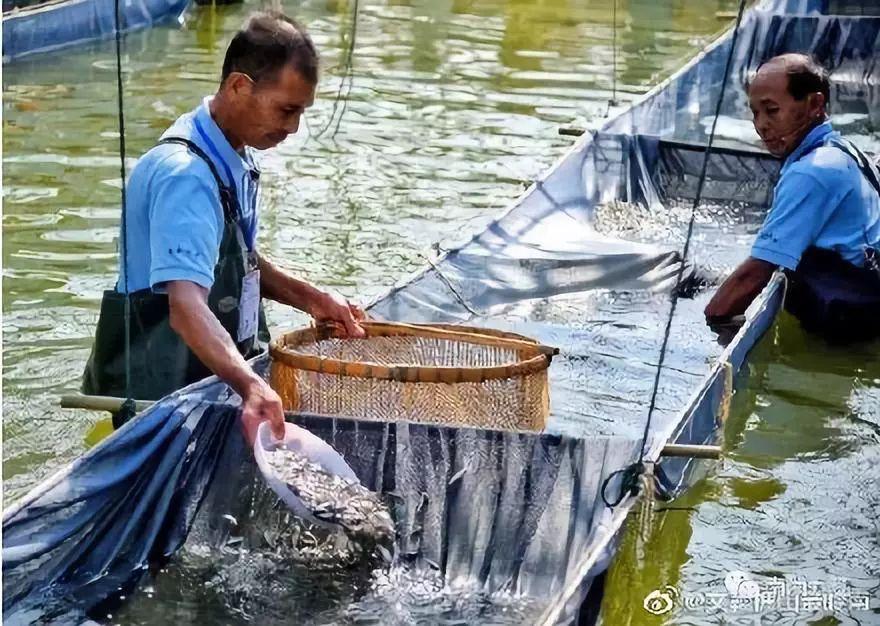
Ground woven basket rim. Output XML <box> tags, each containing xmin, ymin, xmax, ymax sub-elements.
<box><xmin>269</xmin><ymin>321</ymin><xmax>558</xmax><ymax>383</ymax></box>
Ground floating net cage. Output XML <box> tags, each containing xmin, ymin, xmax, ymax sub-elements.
<box><xmin>269</xmin><ymin>322</ymin><xmax>558</xmax><ymax>432</ymax></box>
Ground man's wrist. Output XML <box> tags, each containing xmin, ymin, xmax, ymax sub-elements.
<box><xmin>231</xmin><ymin>371</ymin><xmax>267</xmax><ymax>400</ymax></box>
<box><xmin>304</xmin><ymin>287</ymin><xmax>328</xmax><ymax>317</ymax></box>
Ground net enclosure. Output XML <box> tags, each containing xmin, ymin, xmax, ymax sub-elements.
<box><xmin>270</xmin><ymin>322</ymin><xmax>558</xmax><ymax>432</ymax></box>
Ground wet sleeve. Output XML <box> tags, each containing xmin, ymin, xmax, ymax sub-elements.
<box><xmin>750</xmin><ymin>171</ymin><xmax>835</xmax><ymax>271</ymax></box>
<box><xmin>147</xmin><ymin>160</ymin><xmax>224</xmax><ymax>290</ymax></box>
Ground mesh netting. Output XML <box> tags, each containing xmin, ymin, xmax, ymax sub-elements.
<box><xmin>290</xmin><ymin>335</ymin><xmax>521</xmax><ymax>368</ymax></box>
<box><xmin>270</xmin><ymin>326</ymin><xmax>552</xmax><ymax>432</ymax></box>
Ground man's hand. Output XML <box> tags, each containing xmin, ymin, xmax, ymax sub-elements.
<box><xmin>309</xmin><ymin>290</ymin><xmax>366</xmax><ymax>338</ymax></box>
<box><xmin>239</xmin><ymin>379</ymin><xmax>286</xmax><ymax>446</ymax></box>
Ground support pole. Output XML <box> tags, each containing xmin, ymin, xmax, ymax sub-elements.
<box><xmin>59</xmin><ymin>395</ymin><xmax>721</xmax><ymax>461</ymax></box>
<box><xmin>660</xmin><ymin>443</ymin><xmax>721</xmax><ymax>459</ymax></box>
<box><xmin>558</xmin><ymin>125</ymin><xmax>586</xmax><ymax>137</ymax></box>
<box><xmin>60</xmin><ymin>393</ymin><xmax>153</xmax><ymax>413</ymax></box>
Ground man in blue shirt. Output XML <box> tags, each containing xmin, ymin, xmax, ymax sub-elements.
<box><xmin>83</xmin><ymin>12</ymin><xmax>364</xmax><ymax>442</ymax></box>
<box><xmin>705</xmin><ymin>53</ymin><xmax>880</xmax><ymax>338</ymax></box>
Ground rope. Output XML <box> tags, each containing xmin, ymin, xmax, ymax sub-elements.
<box><xmin>313</xmin><ymin>0</ymin><xmax>360</xmax><ymax>139</ymax></box>
<box><xmin>718</xmin><ymin>360</ymin><xmax>734</xmax><ymax>425</ymax></box>
<box><xmin>113</xmin><ymin>0</ymin><xmax>135</xmax><ymax>422</ymax></box>
<box><xmin>610</xmin><ymin>0</ymin><xmax>618</xmax><ymax>107</ymax></box>
<box><xmin>601</xmin><ymin>0</ymin><xmax>748</xmax><ymax>509</ymax></box>
<box><xmin>418</xmin><ymin>251</ymin><xmax>485</xmax><ymax>318</ymax></box>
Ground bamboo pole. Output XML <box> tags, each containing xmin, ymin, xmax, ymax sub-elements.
<box><xmin>59</xmin><ymin>394</ymin><xmax>722</xmax><ymax>460</ymax></box>
<box><xmin>659</xmin><ymin>443</ymin><xmax>721</xmax><ymax>459</ymax></box>
<box><xmin>59</xmin><ymin>394</ymin><xmax>153</xmax><ymax>413</ymax></box>
<box><xmin>558</xmin><ymin>126</ymin><xmax>586</xmax><ymax>137</ymax></box>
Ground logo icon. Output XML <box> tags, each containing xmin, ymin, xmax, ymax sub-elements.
<box><xmin>724</xmin><ymin>571</ymin><xmax>760</xmax><ymax>599</ymax></box>
<box><xmin>643</xmin><ymin>586</ymin><xmax>678</xmax><ymax>615</ymax></box>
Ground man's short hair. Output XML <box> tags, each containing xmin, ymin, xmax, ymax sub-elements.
<box><xmin>756</xmin><ymin>53</ymin><xmax>831</xmax><ymax>108</ymax></box>
<box><xmin>221</xmin><ymin>11</ymin><xmax>319</xmax><ymax>85</ymax></box>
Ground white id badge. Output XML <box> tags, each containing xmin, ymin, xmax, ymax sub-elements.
<box><xmin>238</xmin><ymin>269</ymin><xmax>260</xmax><ymax>342</ymax></box>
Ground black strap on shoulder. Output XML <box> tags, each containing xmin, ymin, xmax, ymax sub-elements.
<box><xmin>828</xmin><ymin>137</ymin><xmax>880</xmax><ymax>198</ymax></box>
<box><xmin>158</xmin><ymin>136</ymin><xmax>239</xmax><ymax>224</ymax></box>
<box><xmin>828</xmin><ymin>139</ymin><xmax>880</xmax><ymax>261</ymax></box>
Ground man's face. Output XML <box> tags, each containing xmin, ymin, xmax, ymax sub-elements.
<box><xmin>748</xmin><ymin>63</ymin><xmax>823</xmax><ymax>158</ymax></box>
<box><xmin>234</xmin><ymin>64</ymin><xmax>316</xmax><ymax>150</ymax></box>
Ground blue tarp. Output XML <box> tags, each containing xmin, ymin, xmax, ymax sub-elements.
<box><xmin>2</xmin><ymin>0</ymin><xmax>190</xmax><ymax>63</ymax></box>
<box><xmin>3</xmin><ymin>0</ymin><xmax>877</xmax><ymax>623</ymax></box>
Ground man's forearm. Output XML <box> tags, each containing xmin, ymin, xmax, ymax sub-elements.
<box><xmin>705</xmin><ymin>257</ymin><xmax>776</xmax><ymax>320</ymax></box>
<box><xmin>258</xmin><ymin>254</ymin><xmax>322</xmax><ymax>314</ymax></box>
<box><xmin>257</xmin><ymin>254</ymin><xmax>365</xmax><ymax>337</ymax></box>
<box><xmin>167</xmin><ymin>282</ymin><xmax>263</xmax><ymax>398</ymax></box>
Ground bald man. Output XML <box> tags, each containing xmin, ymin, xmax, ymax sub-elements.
<box><xmin>705</xmin><ymin>53</ymin><xmax>880</xmax><ymax>341</ymax></box>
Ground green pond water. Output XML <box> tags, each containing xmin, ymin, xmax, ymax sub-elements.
<box><xmin>3</xmin><ymin>0</ymin><xmax>878</xmax><ymax>623</ymax></box>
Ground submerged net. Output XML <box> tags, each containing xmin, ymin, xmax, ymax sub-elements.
<box><xmin>117</xmin><ymin>451</ymin><xmax>549</xmax><ymax>626</ymax></box>
<box><xmin>270</xmin><ymin>323</ymin><xmax>555</xmax><ymax>432</ymax></box>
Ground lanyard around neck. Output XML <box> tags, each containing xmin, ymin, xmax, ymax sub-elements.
<box><xmin>193</xmin><ymin>116</ymin><xmax>258</xmax><ymax>250</ymax></box>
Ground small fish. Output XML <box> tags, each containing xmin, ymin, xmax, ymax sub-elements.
<box><xmin>376</xmin><ymin>543</ymin><xmax>393</xmax><ymax>563</ymax></box>
<box><xmin>221</xmin><ymin>514</ymin><xmax>238</xmax><ymax>527</ymax></box>
<box><xmin>265</xmin><ymin>447</ymin><xmax>395</xmax><ymax>543</ymax></box>
<box><xmin>448</xmin><ymin>466</ymin><xmax>469</xmax><ymax>485</ymax></box>
<box><xmin>262</xmin><ymin>530</ymin><xmax>276</xmax><ymax>549</ymax></box>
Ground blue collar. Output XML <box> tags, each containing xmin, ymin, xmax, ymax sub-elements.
<box><xmin>783</xmin><ymin>121</ymin><xmax>835</xmax><ymax>171</ymax></box>
<box><xmin>194</xmin><ymin>96</ymin><xmax>258</xmax><ymax>188</ymax></box>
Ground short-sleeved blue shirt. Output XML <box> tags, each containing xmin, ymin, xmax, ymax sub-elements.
<box><xmin>117</xmin><ymin>96</ymin><xmax>261</xmax><ymax>293</ymax></box>
<box><xmin>751</xmin><ymin>121</ymin><xmax>880</xmax><ymax>271</ymax></box>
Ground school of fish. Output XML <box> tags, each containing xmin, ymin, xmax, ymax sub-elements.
<box><xmin>265</xmin><ymin>447</ymin><xmax>395</xmax><ymax>546</ymax></box>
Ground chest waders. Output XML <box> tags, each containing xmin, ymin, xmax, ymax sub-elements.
<box><xmin>784</xmin><ymin>139</ymin><xmax>880</xmax><ymax>343</ymax></box>
<box><xmin>82</xmin><ymin>137</ymin><xmax>269</xmax><ymax>424</ymax></box>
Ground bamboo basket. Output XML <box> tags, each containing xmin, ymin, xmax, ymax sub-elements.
<box><xmin>269</xmin><ymin>321</ymin><xmax>558</xmax><ymax>432</ymax></box>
